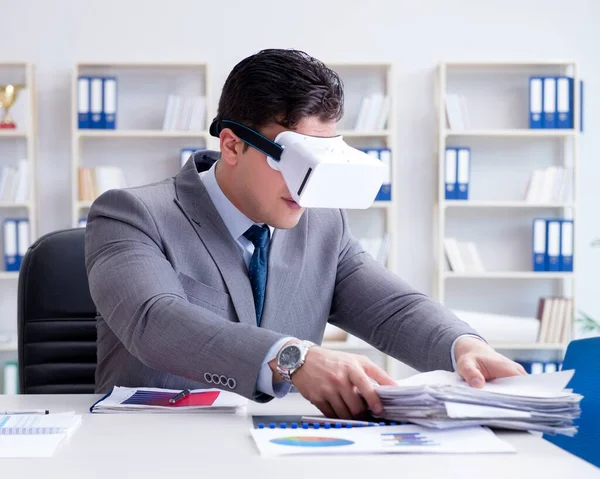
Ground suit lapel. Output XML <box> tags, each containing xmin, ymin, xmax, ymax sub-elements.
<box><xmin>260</xmin><ymin>213</ymin><xmax>308</xmax><ymax>330</ymax></box>
<box><xmin>173</xmin><ymin>154</ymin><xmax>257</xmax><ymax>326</ymax></box>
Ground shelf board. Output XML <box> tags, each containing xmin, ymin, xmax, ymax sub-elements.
<box><xmin>443</xmin><ymin>201</ymin><xmax>575</xmax><ymax>209</ymax></box>
<box><xmin>77</xmin><ymin>62</ymin><xmax>207</xmax><ymax>69</ymax></box>
<box><xmin>77</xmin><ymin>130</ymin><xmax>209</xmax><ymax>139</ymax></box>
<box><xmin>444</xmin><ymin>271</ymin><xmax>574</xmax><ymax>280</ymax></box>
<box><xmin>337</xmin><ymin>130</ymin><xmax>391</xmax><ymax>138</ymax></box>
<box><xmin>0</xmin><ymin>130</ymin><xmax>27</xmax><ymax>138</ymax></box>
<box><xmin>445</xmin><ymin>129</ymin><xmax>577</xmax><ymax>138</ymax></box>
<box><xmin>442</xmin><ymin>60</ymin><xmax>576</xmax><ymax>68</ymax></box>
<box><xmin>0</xmin><ymin>202</ymin><xmax>30</xmax><ymax>209</ymax></box>
<box><xmin>489</xmin><ymin>342</ymin><xmax>567</xmax><ymax>350</ymax></box>
<box><xmin>0</xmin><ymin>341</ymin><xmax>17</xmax><ymax>353</ymax></box>
<box><xmin>370</xmin><ymin>202</ymin><xmax>393</xmax><ymax>209</ymax></box>
<box><xmin>0</xmin><ymin>272</ymin><xmax>19</xmax><ymax>280</ymax></box>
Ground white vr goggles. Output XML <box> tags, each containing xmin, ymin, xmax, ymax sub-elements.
<box><xmin>210</xmin><ymin>120</ymin><xmax>386</xmax><ymax>209</ymax></box>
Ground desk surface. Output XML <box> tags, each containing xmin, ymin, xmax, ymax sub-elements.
<box><xmin>0</xmin><ymin>394</ymin><xmax>597</xmax><ymax>479</ymax></box>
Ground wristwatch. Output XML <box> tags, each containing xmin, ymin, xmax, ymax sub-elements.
<box><xmin>276</xmin><ymin>340</ymin><xmax>315</xmax><ymax>383</ymax></box>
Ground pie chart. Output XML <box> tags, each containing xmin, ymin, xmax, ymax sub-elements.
<box><xmin>270</xmin><ymin>436</ymin><xmax>354</xmax><ymax>448</ymax></box>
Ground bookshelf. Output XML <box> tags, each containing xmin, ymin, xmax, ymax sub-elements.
<box><xmin>0</xmin><ymin>62</ymin><xmax>37</xmax><ymax>352</ymax></box>
<box><xmin>71</xmin><ymin>62</ymin><xmax>211</xmax><ymax>227</ymax></box>
<box><xmin>318</xmin><ymin>62</ymin><xmax>399</xmax><ymax>372</ymax></box>
<box><xmin>434</xmin><ymin>60</ymin><xmax>580</xmax><ymax>359</ymax></box>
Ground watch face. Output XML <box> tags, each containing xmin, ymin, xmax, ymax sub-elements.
<box><xmin>280</xmin><ymin>345</ymin><xmax>302</xmax><ymax>368</ymax></box>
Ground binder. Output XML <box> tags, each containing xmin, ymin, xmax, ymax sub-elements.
<box><xmin>542</xmin><ymin>77</ymin><xmax>557</xmax><ymax>129</ymax></box>
<box><xmin>103</xmin><ymin>77</ymin><xmax>117</xmax><ymax>130</ymax></box>
<box><xmin>180</xmin><ymin>148</ymin><xmax>197</xmax><ymax>168</ymax></box>
<box><xmin>560</xmin><ymin>219</ymin><xmax>574</xmax><ymax>272</ymax></box>
<box><xmin>529</xmin><ymin>77</ymin><xmax>543</xmax><ymax>129</ymax></box>
<box><xmin>532</xmin><ymin>218</ymin><xmax>547</xmax><ymax>272</ymax></box>
<box><xmin>2</xmin><ymin>361</ymin><xmax>17</xmax><ymax>395</ymax></box>
<box><xmin>556</xmin><ymin>77</ymin><xmax>573</xmax><ymax>129</ymax></box>
<box><xmin>444</xmin><ymin>148</ymin><xmax>457</xmax><ymax>200</ymax></box>
<box><xmin>546</xmin><ymin>220</ymin><xmax>561</xmax><ymax>271</ymax></box>
<box><xmin>376</xmin><ymin>148</ymin><xmax>392</xmax><ymax>201</ymax></box>
<box><xmin>456</xmin><ymin>147</ymin><xmax>470</xmax><ymax>200</ymax></box>
<box><xmin>17</xmin><ymin>219</ymin><xmax>29</xmax><ymax>271</ymax></box>
<box><xmin>78</xmin><ymin>218</ymin><xmax>88</xmax><ymax>228</ymax></box>
<box><xmin>90</xmin><ymin>77</ymin><xmax>104</xmax><ymax>129</ymax></box>
<box><xmin>77</xmin><ymin>76</ymin><xmax>91</xmax><ymax>129</ymax></box>
<box><xmin>3</xmin><ymin>219</ymin><xmax>18</xmax><ymax>272</ymax></box>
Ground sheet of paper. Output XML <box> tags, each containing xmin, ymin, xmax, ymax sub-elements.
<box><xmin>250</xmin><ymin>425</ymin><xmax>515</xmax><ymax>457</ymax></box>
<box><xmin>0</xmin><ymin>434</ymin><xmax>67</xmax><ymax>457</ymax></box>
<box><xmin>444</xmin><ymin>402</ymin><xmax>532</xmax><ymax>419</ymax></box>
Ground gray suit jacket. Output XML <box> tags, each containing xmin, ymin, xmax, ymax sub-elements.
<box><xmin>85</xmin><ymin>150</ymin><xmax>478</xmax><ymax>401</ymax></box>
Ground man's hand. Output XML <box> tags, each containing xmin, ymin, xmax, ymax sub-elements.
<box><xmin>454</xmin><ymin>336</ymin><xmax>527</xmax><ymax>387</ymax></box>
<box><xmin>271</xmin><ymin>345</ymin><xmax>396</xmax><ymax>419</ymax></box>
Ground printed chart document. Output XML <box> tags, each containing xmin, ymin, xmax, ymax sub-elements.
<box><xmin>374</xmin><ymin>370</ymin><xmax>582</xmax><ymax>436</ymax></box>
<box><xmin>90</xmin><ymin>386</ymin><xmax>247</xmax><ymax>413</ymax></box>
<box><xmin>0</xmin><ymin>412</ymin><xmax>81</xmax><ymax>458</ymax></box>
<box><xmin>251</xmin><ymin>424</ymin><xmax>515</xmax><ymax>457</ymax></box>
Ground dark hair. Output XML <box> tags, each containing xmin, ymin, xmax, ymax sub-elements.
<box><xmin>215</xmin><ymin>49</ymin><xmax>344</xmax><ymax>133</ymax></box>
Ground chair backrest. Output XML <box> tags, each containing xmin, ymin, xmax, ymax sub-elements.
<box><xmin>17</xmin><ymin>228</ymin><xmax>97</xmax><ymax>393</ymax></box>
<box><xmin>544</xmin><ymin>337</ymin><xmax>600</xmax><ymax>468</ymax></box>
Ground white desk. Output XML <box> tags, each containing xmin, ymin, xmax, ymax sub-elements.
<box><xmin>0</xmin><ymin>393</ymin><xmax>597</xmax><ymax>479</ymax></box>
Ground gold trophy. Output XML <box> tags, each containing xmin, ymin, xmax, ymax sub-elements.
<box><xmin>0</xmin><ymin>84</ymin><xmax>25</xmax><ymax>129</ymax></box>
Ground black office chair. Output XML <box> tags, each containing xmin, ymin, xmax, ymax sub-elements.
<box><xmin>17</xmin><ymin>228</ymin><xmax>98</xmax><ymax>394</ymax></box>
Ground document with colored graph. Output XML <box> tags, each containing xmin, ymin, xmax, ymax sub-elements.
<box><xmin>90</xmin><ymin>386</ymin><xmax>247</xmax><ymax>413</ymax></box>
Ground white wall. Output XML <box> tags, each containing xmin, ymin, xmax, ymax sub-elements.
<box><xmin>4</xmin><ymin>0</ymin><xmax>600</xmax><ymax>331</ymax></box>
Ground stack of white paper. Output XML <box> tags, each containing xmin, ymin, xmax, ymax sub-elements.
<box><xmin>374</xmin><ymin>370</ymin><xmax>582</xmax><ymax>436</ymax></box>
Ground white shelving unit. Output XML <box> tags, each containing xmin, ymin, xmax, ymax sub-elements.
<box><xmin>319</xmin><ymin>63</ymin><xmax>399</xmax><ymax>373</ymax></box>
<box><xmin>71</xmin><ymin>62</ymin><xmax>211</xmax><ymax>227</ymax></box>
<box><xmin>434</xmin><ymin>60</ymin><xmax>580</xmax><ymax>355</ymax></box>
<box><xmin>0</xmin><ymin>62</ymin><xmax>37</xmax><ymax>356</ymax></box>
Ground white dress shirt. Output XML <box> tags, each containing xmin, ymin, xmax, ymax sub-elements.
<box><xmin>199</xmin><ymin>161</ymin><xmax>478</xmax><ymax>396</ymax></box>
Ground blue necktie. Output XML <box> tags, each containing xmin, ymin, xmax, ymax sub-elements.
<box><xmin>243</xmin><ymin>224</ymin><xmax>270</xmax><ymax>326</ymax></box>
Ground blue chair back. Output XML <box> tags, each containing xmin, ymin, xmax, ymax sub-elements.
<box><xmin>544</xmin><ymin>337</ymin><xmax>600</xmax><ymax>468</ymax></box>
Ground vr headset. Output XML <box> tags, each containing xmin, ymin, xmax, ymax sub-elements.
<box><xmin>209</xmin><ymin>119</ymin><xmax>386</xmax><ymax>209</ymax></box>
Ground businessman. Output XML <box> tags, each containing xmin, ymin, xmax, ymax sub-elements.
<box><xmin>85</xmin><ymin>48</ymin><xmax>525</xmax><ymax>419</ymax></box>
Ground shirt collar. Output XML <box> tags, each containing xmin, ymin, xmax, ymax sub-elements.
<box><xmin>200</xmin><ymin>162</ymin><xmax>274</xmax><ymax>242</ymax></box>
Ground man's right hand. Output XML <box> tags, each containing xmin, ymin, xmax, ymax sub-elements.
<box><xmin>288</xmin><ymin>346</ymin><xmax>396</xmax><ymax>419</ymax></box>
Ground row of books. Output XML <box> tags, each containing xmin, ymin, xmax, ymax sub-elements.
<box><xmin>444</xmin><ymin>147</ymin><xmax>470</xmax><ymax>200</ymax></box>
<box><xmin>2</xmin><ymin>218</ymin><xmax>30</xmax><ymax>272</ymax></box>
<box><xmin>163</xmin><ymin>95</ymin><xmax>206</xmax><ymax>131</ymax></box>
<box><xmin>529</xmin><ymin>76</ymin><xmax>582</xmax><ymax>129</ymax></box>
<box><xmin>444</xmin><ymin>238</ymin><xmax>484</xmax><ymax>273</ymax></box>
<box><xmin>537</xmin><ymin>297</ymin><xmax>573</xmax><ymax>344</ymax></box>
<box><xmin>353</xmin><ymin>93</ymin><xmax>390</xmax><ymax>131</ymax></box>
<box><xmin>525</xmin><ymin>166</ymin><xmax>573</xmax><ymax>204</ymax></box>
<box><xmin>2</xmin><ymin>361</ymin><xmax>17</xmax><ymax>395</ymax></box>
<box><xmin>77</xmin><ymin>76</ymin><xmax>117</xmax><ymax>129</ymax></box>
<box><xmin>444</xmin><ymin>94</ymin><xmax>470</xmax><ymax>130</ymax></box>
<box><xmin>533</xmin><ymin>218</ymin><xmax>573</xmax><ymax>272</ymax></box>
<box><xmin>78</xmin><ymin>167</ymin><xmax>127</xmax><ymax>202</ymax></box>
<box><xmin>0</xmin><ymin>161</ymin><xmax>29</xmax><ymax>203</ymax></box>
<box><xmin>358</xmin><ymin>233</ymin><xmax>390</xmax><ymax>266</ymax></box>
<box><xmin>360</xmin><ymin>148</ymin><xmax>392</xmax><ymax>201</ymax></box>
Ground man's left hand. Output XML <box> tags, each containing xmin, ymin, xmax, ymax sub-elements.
<box><xmin>454</xmin><ymin>336</ymin><xmax>527</xmax><ymax>387</ymax></box>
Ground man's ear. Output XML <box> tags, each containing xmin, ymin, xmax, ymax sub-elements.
<box><xmin>219</xmin><ymin>128</ymin><xmax>241</xmax><ymax>166</ymax></box>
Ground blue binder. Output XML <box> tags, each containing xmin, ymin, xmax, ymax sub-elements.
<box><xmin>532</xmin><ymin>218</ymin><xmax>547</xmax><ymax>272</ymax></box>
<box><xmin>529</xmin><ymin>77</ymin><xmax>543</xmax><ymax>129</ymax></box>
<box><xmin>3</xmin><ymin>218</ymin><xmax>18</xmax><ymax>272</ymax></box>
<box><xmin>90</xmin><ymin>77</ymin><xmax>105</xmax><ymax>129</ymax></box>
<box><xmin>560</xmin><ymin>219</ymin><xmax>574</xmax><ymax>272</ymax></box>
<box><xmin>376</xmin><ymin>148</ymin><xmax>392</xmax><ymax>201</ymax></box>
<box><xmin>444</xmin><ymin>148</ymin><xmax>457</xmax><ymax>200</ymax></box>
<box><xmin>556</xmin><ymin>77</ymin><xmax>573</xmax><ymax>129</ymax></box>
<box><xmin>542</xmin><ymin>77</ymin><xmax>557</xmax><ymax>129</ymax></box>
<box><xmin>545</xmin><ymin>220</ymin><xmax>561</xmax><ymax>272</ymax></box>
<box><xmin>103</xmin><ymin>77</ymin><xmax>117</xmax><ymax>130</ymax></box>
<box><xmin>77</xmin><ymin>76</ymin><xmax>91</xmax><ymax>129</ymax></box>
<box><xmin>456</xmin><ymin>147</ymin><xmax>470</xmax><ymax>200</ymax></box>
